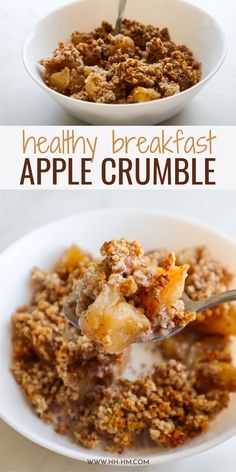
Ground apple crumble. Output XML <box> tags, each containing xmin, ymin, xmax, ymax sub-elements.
<box><xmin>73</xmin><ymin>238</ymin><xmax>195</xmax><ymax>353</ymax></box>
<box><xmin>40</xmin><ymin>19</ymin><xmax>202</xmax><ymax>104</ymax></box>
<box><xmin>11</xmin><ymin>244</ymin><xmax>236</xmax><ymax>453</ymax></box>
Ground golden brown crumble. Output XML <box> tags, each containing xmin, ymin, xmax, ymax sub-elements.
<box><xmin>75</xmin><ymin>357</ymin><xmax>231</xmax><ymax>450</ymax></box>
<box><xmin>40</xmin><ymin>19</ymin><xmax>201</xmax><ymax>104</ymax></box>
<box><xmin>11</xmin><ymin>244</ymin><xmax>236</xmax><ymax>453</ymax></box>
<box><xmin>73</xmin><ymin>238</ymin><xmax>195</xmax><ymax>352</ymax></box>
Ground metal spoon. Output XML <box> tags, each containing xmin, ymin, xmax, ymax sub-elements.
<box><xmin>64</xmin><ymin>289</ymin><xmax>236</xmax><ymax>343</ymax></box>
<box><xmin>148</xmin><ymin>290</ymin><xmax>236</xmax><ymax>342</ymax></box>
<box><xmin>114</xmin><ymin>0</ymin><xmax>127</xmax><ymax>35</ymax></box>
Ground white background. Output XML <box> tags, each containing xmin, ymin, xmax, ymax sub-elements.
<box><xmin>0</xmin><ymin>0</ymin><xmax>236</xmax><ymax>471</ymax></box>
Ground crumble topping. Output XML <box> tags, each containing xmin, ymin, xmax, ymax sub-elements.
<box><xmin>75</xmin><ymin>357</ymin><xmax>230</xmax><ymax>451</ymax></box>
<box><xmin>40</xmin><ymin>19</ymin><xmax>201</xmax><ymax>104</ymax></box>
<box><xmin>11</xmin><ymin>244</ymin><xmax>236</xmax><ymax>453</ymax></box>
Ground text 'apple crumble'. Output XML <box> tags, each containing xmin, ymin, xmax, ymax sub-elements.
<box><xmin>40</xmin><ymin>19</ymin><xmax>202</xmax><ymax>104</ymax></box>
<box><xmin>11</xmin><ymin>243</ymin><xmax>236</xmax><ymax>453</ymax></box>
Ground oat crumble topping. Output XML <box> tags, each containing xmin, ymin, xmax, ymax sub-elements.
<box><xmin>11</xmin><ymin>243</ymin><xmax>236</xmax><ymax>453</ymax></box>
<box><xmin>40</xmin><ymin>19</ymin><xmax>201</xmax><ymax>104</ymax></box>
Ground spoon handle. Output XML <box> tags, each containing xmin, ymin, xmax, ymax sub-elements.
<box><xmin>183</xmin><ymin>289</ymin><xmax>236</xmax><ymax>314</ymax></box>
<box><xmin>114</xmin><ymin>0</ymin><xmax>127</xmax><ymax>35</ymax></box>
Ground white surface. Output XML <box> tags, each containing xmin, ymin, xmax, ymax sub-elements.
<box><xmin>0</xmin><ymin>190</ymin><xmax>236</xmax><ymax>472</ymax></box>
<box><xmin>1</xmin><ymin>208</ymin><xmax>236</xmax><ymax>466</ymax></box>
<box><xmin>23</xmin><ymin>0</ymin><xmax>226</xmax><ymax>125</ymax></box>
<box><xmin>0</xmin><ymin>0</ymin><xmax>236</xmax><ymax>125</ymax></box>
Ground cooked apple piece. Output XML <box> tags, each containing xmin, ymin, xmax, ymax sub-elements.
<box><xmin>127</xmin><ymin>87</ymin><xmax>161</xmax><ymax>103</ymax></box>
<box><xmin>80</xmin><ymin>285</ymin><xmax>151</xmax><ymax>353</ymax></box>
<box><xmin>141</xmin><ymin>264</ymin><xmax>189</xmax><ymax>322</ymax></box>
<box><xmin>109</xmin><ymin>34</ymin><xmax>135</xmax><ymax>54</ymax></box>
<box><xmin>49</xmin><ymin>67</ymin><xmax>70</xmax><ymax>92</ymax></box>
<box><xmin>56</xmin><ymin>245</ymin><xmax>88</xmax><ymax>271</ymax></box>
<box><xmin>216</xmin><ymin>362</ymin><xmax>236</xmax><ymax>390</ymax></box>
<box><xmin>194</xmin><ymin>305</ymin><xmax>236</xmax><ymax>336</ymax></box>
<box><xmin>159</xmin><ymin>265</ymin><xmax>189</xmax><ymax>307</ymax></box>
<box><xmin>196</xmin><ymin>361</ymin><xmax>236</xmax><ymax>392</ymax></box>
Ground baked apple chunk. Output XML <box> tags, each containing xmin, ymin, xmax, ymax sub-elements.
<box><xmin>73</xmin><ymin>238</ymin><xmax>195</xmax><ymax>353</ymax></box>
<box><xmin>80</xmin><ymin>285</ymin><xmax>151</xmax><ymax>353</ymax></box>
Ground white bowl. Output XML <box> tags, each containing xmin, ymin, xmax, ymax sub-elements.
<box><xmin>0</xmin><ymin>208</ymin><xmax>236</xmax><ymax>465</ymax></box>
<box><xmin>23</xmin><ymin>0</ymin><xmax>227</xmax><ymax>125</ymax></box>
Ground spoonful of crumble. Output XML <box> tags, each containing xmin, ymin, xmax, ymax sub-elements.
<box><xmin>64</xmin><ymin>238</ymin><xmax>197</xmax><ymax>353</ymax></box>
<box><xmin>64</xmin><ymin>238</ymin><xmax>236</xmax><ymax>353</ymax></box>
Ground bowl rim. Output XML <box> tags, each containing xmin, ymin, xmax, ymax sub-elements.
<box><xmin>0</xmin><ymin>207</ymin><xmax>236</xmax><ymax>465</ymax></box>
<box><xmin>22</xmin><ymin>0</ymin><xmax>228</xmax><ymax>109</ymax></box>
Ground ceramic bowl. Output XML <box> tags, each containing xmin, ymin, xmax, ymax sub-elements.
<box><xmin>0</xmin><ymin>208</ymin><xmax>236</xmax><ymax>465</ymax></box>
<box><xmin>23</xmin><ymin>0</ymin><xmax>227</xmax><ymax>125</ymax></box>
